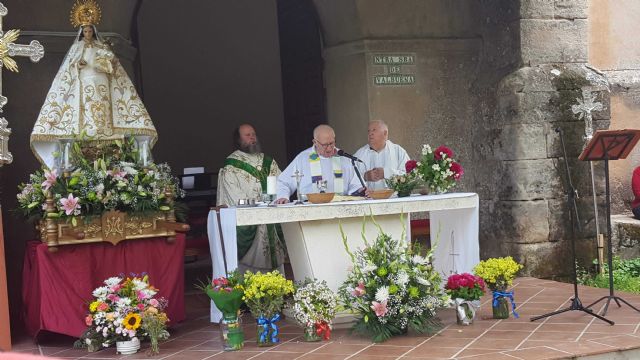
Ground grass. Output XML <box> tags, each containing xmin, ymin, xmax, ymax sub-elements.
<box><xmin>577</xmin><ymin>257</ymin><xmax>640</xmax><ymax>294</ymax></box>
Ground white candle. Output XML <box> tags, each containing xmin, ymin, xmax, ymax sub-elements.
<box><xmin>63</xmin><ymin>143</ymin><xmax>70</xmax><ymax>169</ymax></box>
<box><xmin>267</xmin><ymin>176</ymin><xmax>277</xmax><ymax>195</ymax></box>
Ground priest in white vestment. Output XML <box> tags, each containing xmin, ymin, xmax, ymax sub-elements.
<box><xmin>217</xmin><ymin>124</ymin><xmax>286</xmax><ymax>272</ymax></box>
<box><xmin>276</xmin><ymin>124</ymin><xmax>364</xmax><ymax>203</ymax></box>
<box><xmin>354</xmin><ymin>120</ymin><xmax>410</xmax><ymax>190</ymax></box>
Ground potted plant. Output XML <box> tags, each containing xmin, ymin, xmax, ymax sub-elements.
<box><xmin>445</xmin><ymin>273</ymin><xmax>486</xmax><ymax>325</ymax></box>
<box><xmin>385</xmin><ymin>160</ymin><xmax>420</xmax><ymax>197</ymax></box>
<box><xmin>291</xmin><ymin>279</ymin><xmax>339</xmax><ymax>341</ymax></box>
<box><xmin>415</xmin><ymin>144</ymin><xmax>464</xmax><ymax>194</ymax></box>
<box><xmin>242</xmin><ymin>270</ymin><xmax>294</xmax><ymax>346</ymax></box>
<box><xmin>199</xmin><ymin>271</ymin><xmax>245</xmax><ymax>351</ymax></box>
<box><xmin>339</xmin><ymin>218</ymin><xmax>450</xmax><ymax>342</ymax></box>
<box><xmin>473</xmin><ymin>257</ymin><xmax>523</xmax><ymax>319</ymax></box>
<box><xmin>77</xmin><ymin>275</ymin><xmax>170</xmax><ymax>354</ymax></box>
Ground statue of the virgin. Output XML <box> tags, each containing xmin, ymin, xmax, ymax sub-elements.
<box><xmin>31</xmin><ymin>0</ymin><xmax>157</xmax><ymax>168</ymax></box>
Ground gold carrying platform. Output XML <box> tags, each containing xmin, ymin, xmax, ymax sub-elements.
<box><xmin>38</xmin><ymin>190</ymin><xmax>190</xmax><ymax>252</ymax></box>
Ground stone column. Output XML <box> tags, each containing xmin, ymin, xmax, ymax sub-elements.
<box><xmin>488</xmin><ymin>0</ymin><xmax>611</xmax><ymax>276</ymax></box>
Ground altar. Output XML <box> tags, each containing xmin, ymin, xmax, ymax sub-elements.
<box><xmin>208</xmin><ymin>193</ymin><xmax>479</xmax><ymax>320</ymax></box>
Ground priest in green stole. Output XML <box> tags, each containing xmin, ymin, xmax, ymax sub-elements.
<box><xmin>217</xmin><ymin>124</ymin><xmax>286</xmax><ymax>272</ymax></box>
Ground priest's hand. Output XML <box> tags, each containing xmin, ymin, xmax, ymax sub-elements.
<box><xmin>364</xmin><ymin>188</ymin><xmax>373</xmax><ymax>197</ymax></box>
<box><xmin>275</xmin><ymin>198</ymin><xmax>288</xmax><ymax>204</ymax></box>
<box><xmin>364</xmin><ymin>168</ymin><xmax>384</xmax><ymax>182</ymax></box>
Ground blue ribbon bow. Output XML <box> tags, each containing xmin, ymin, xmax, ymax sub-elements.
<box><xmin>257</xmin><ymin>313</ymin><xmax>281</xmax><ymax>343</ymax></box>
<box><xmin>492</xmin><ymin>290</ymin><xmax>519</xmax><ymax>318</ymax></box>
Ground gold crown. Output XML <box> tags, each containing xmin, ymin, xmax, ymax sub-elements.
<box><xmin>70</xmin><ymin>0</ymin><xmax>102</xmax><ymax>28</ymax></box>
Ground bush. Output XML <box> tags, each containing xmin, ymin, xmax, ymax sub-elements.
<box><xmin>577</xmin><ymin>257</ymin><xmax>640</xmax><ymax>294</ymax></box>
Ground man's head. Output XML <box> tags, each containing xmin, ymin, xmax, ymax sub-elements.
<box><xmin>234</xmin><ymin>124</ymin><xmax>261</xmax><ymax>154</ymax></box>
<box><xmin>312</xmin><ymin>124</ymin><xmax>337</xmax><ymax>158</ymax></box>
<box><xmin>368</xmin><ymin>120</ymin><xmax>389</xmax><ymax>151</ymax></box>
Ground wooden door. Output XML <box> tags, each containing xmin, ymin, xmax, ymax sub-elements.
<box><xmin>277</xmin><ymin>0</ymin><xmax>327</xmax><ymax>162</ymax></box>
<box><xmin>0</xmin><ymin>208</ymin><xmax>11</xmax><ymax>350</ymax></box>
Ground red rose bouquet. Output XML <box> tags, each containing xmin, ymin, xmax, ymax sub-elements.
<box><xmin>445</xmin><ymin>273</ymin><xmax>485</xmax><ymax>301</ymax></box>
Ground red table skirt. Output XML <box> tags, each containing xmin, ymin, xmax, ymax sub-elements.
<box><xmin>22</xmin><ymin>234</ymin><xmax>186</xmax><ymax>339</ymax></box>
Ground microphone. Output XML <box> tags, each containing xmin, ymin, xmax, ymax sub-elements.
<box><xmin>337</xmin><ymin>149</ymin><xmax>364</xmax><ymax>163</ymax></box>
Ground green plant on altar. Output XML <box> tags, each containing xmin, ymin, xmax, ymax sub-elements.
<box><xmin>16</xmin><ymin>136</ymin><xmax>184</xmax><ymax>225</ymax></box>
<box><xmin>415</xmin><ymin>144</ymin><xmax>464</xmax><ymax>194</ymax></box>
<box><xmin>385</xmin><ymin>160</ymin><xmax>420</xmax><ymax>197</ymax></box>
<box><xmin>339</xmin><ymin>216</ymin><xmax>450</xmax><ymax>343</ymax></box>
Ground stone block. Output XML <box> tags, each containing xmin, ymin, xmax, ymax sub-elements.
<box><xmin>505</xmin><ymin>240</ymin><xmax>595</xmax><ymax>278</ymax></box>
<box><xmin>490</xmin><ymin>200</ymin><xmax>550</xmax><ymax>244</ymax></box>
<box><xmin>520</xmin><ymin>0</ymin><xmax>555</xmax><ymax>19</ymax></box>
<box><xmin>499</xmin><ymin>159</ymin><xmax>563</xmax><ymax>200</ymax></box>
<box><xmin>554</xmin><ymin>0</ymin><xmax>588</xmax><ymax>20</ymax></box>
<box><xmin>494</xmin><ymin>124</ymin><xmax>546</xmax><ymax>160</ymax></box>
<box><xmin>546</xmin><ymin>120</ymin><xmax>610</xmax><ymax>158</ymax></box>
<box><xmin>548</xmin><ymin>197</ymin><xmax>607</xmax><ymax>242</ymax></box>
<box><xmin>520</xmin><ymin>19</ymin><xmax>588</xmax><ymax>65</ymax></box>
<box><xmin>548</xmin><ymin>90</ymin><xmax>610</xmax><ymax>123</ymax></box>
<box><xmin>498</xmin><ymin>91</ymin><xmax>561</xmax><ymax>124</ymax></box>
<box><xmin>611</xmin><ymin>215</ymin><xmax>640</xmax><ymax>259</ymax></box>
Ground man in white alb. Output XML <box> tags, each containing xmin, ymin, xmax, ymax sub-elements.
<box><xmin>275</xmin><ymin>124</ymin><xmax>364</xmax><ymax>203</ymax></box>
<box><xmin>354</xmin><ymin>120</ymin><xmax>410</xmax><ymax>190</ymax></box>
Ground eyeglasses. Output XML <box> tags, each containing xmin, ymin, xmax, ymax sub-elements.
<box><xmin>314</xmin><ymin>139</ymin><xmax>335</xmax><ymax>149</ymax></box>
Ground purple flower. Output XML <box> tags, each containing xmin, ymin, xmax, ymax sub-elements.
<box><xmin>59</xmin><ymin>193</ymin><xmax>80</xmax><ymax>215</ymax></box>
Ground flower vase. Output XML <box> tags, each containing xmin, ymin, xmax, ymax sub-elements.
<box><xmin>454</xmin><ymin>298</ymin><xmax>479</xmax><ymax>326</ymax></box>
<box><xmin>303</xmin><ymin>324</ymin><xmax>321</xmax><ymax>342</ymax></box>
<box><xmin>397</xmin><ymin>190</ymin><xmax>412</xmax><ymax>198</ymax></box>
<box><xmin>256</xmin><ymin>313</ymin><xmax>280</xmax><ymax>347</ymax></box>
<box><xmin>418</xmin><ymin>186</ymin><xmax>430</xmax><ymax>195</ymax></box>
<box><xmin>116</xmin><ymin>337</ymin><xmax>140</xmax><ymax>355</ymax></box>
<box><xmin>220</xmin><ymin>314</ymin><xmax>244</xmax><ymax>351</ymax></box>
<box><xmin>492</xmin><ymin>293</ymin><xmax>510</xmax><ymax>319</ymax></box>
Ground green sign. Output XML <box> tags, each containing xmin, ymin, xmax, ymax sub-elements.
<box><xmin>373</xmin><ymin>74</ymin><xmax>416</xmax><ymax>86</ymax></box>
<box><xmin>373</xmin><ymin>54</ymin><xmax>415</xmax><ymax>65</ymax></box>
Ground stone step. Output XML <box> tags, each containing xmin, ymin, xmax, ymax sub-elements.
<box><xmin>611</xmin><ymin>214</ymin><xmax>640</xmax><ymax>259</ymax></box>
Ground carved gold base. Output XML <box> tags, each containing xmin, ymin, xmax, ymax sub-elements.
<box><xmin>39</xmin><ymin>210</ymin><xmax>190</xmax><ymax>252</ymax></box>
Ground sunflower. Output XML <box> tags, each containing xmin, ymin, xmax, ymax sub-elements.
<box><xmin>123</xmin><ymin>312</ymin><xmax>142</xmax><ymax>330</ymax></box>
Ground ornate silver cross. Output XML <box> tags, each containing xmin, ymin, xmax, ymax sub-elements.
<box><xmin>571</xmin><ymin>90</ymin><xmax>603</xmax><ymax>142</ymax></box>
<box><xmin>292</xmin><ymin>169</ymin><xmax>304</xmax><ymax>204</ymax></box>
<box><xmin>0</xmin><ymin>2</ymin><xmax>45</xmax><ymax>166</ymax></box>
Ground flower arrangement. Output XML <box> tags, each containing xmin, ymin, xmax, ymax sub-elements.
<box><xmin>243</xmin><ymin>270</ymin><xmax>294</xmax><ymax>346</ymax></box>
<box><xmin>339</xmin><ymin>219</ymin><xmax>449</xmax><ymax>342</ymax></box>
<box><xmin>445</xmin><ymin>273</ymin><xmax>486</xmax><ymax>301</ymax></box>
<box><xmin>291</xmin><ymin>279</ymin><xmax>339</xmax><ymax>341</ymax></box>
<box><xmin>385</xmin><ymin>160</ymin><xmax>420</xmax><ymax>197</ymax></box>
<box><xmin>77</xmin><ymin>275</ymin><xmax>170</xmax><ymax>353</ymax></box>
<box><xmin>473</xmin><ymin>257</ymin><xmax>523</xmax><ymax>319</ymax></box>
<box><xmin>198</xmin><ymin>271</ymin><xmax>245</xmax><ymax>351</ymax></box>
<box><xmin>17</xmin><ymin>137</ymin><xmax>183</xmax><ymax>224</ymax></box>
<box><xmin>416</xmin><ymin>144</ymin><xmax>464</xmax><ymax>194</ymax></box>
<box><xmin>473</xmin><ymin>257</ymin><xmax>522</xmax><ymax>292</ymax></box>
<box><xmin>446</xmin><ymin>273</ymin><xmax>486</xmax><ymax>326</ymax></box>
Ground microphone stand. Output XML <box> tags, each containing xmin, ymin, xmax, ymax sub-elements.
<box><xmin>530</xmin><ymin>128</ymin><xmax>613</xmax><ymax>325</ymax></box>
<box><xmin>351</xmin><ymin>158</ymin><xmax>367</xmax><ymax>196</ymax></box>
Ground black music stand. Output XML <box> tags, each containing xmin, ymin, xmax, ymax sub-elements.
<box><xmin>530</xmin><ymin>128</ymin><xmax>613</xmax><ymax>325</ymax></box>
<box><xmin>581</xmin><ymin>129</ymin><xmax>640</xmax><ymax>316</ymax></box>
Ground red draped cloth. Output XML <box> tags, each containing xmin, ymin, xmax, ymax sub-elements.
<box><xmin>22</xmin><ymin>234</ymin><xmax>186</xmax><ymax>339</ymax></box>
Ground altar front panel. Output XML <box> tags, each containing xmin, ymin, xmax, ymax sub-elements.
<box><xmin>281</xmin><ymin>215</ymin><xmax>408</xmax><ymax>292</ymax></box>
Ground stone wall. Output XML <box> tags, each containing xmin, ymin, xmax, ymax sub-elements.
<box><xmin>589</xmin><ymin>0</ymin><xmax>640</xmax><ymax>214</ymax></box>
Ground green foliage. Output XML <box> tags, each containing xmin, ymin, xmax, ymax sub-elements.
<box><xmin>577</xmin><ymin>257</ymin><xmax>640</xmax><ymax>294</ymax></box>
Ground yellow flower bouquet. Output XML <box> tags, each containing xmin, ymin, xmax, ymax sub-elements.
<box><xmin>243</xmin><ymin>270</ymin><xmax>294</xmax><ymax>346</ymax></box>
<box><xmin>473</xmin><ymin>257</ymin><xmax>523</xmax><ymax>319</ymax></box>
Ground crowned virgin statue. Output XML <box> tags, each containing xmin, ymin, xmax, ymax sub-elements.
<box><xmin>31</xmin><ymin>0</ymin><xmax>157</xmax><ymax>168</ymax></box>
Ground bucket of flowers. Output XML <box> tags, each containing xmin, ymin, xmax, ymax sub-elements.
<box><xmin>445</xmin><ymin>273</ymin><xmax>486</xmax><ymax>325</ymax></box>
<box><xmin>473</xmin><ymin>257</ymin><xmax>523</xmax><ymax>319</ymax></box>
<box><xmin>416</xmin><ymin>144</ymin><xmax>464</xmax><ymax>194</ymax></box>
<box><xmin>339</xmin><ymin>217</ymin><xmax>450</xmax><ymax>342</ymax></box>
<box><xmin>385</xmin><ymin>160</ymin><xmax>420</xmax><ymax>197</ymax></box>
<box><xmin>77</xmin><ymin>274</ymin><xmax>170</xmax><ymax>355</ymax></box>
<box><xmin>291</xmin><ymin>278</ymin><xmax>339</xmax><ymax>342</ymax></box>
<box><xmin>198</xmin><ymin>271</ymin><xmax>245</xmax><ymax>351</ymax></box>
<box><xmin>243</xmin><ymin>270</ymin><xmax>294</xmax><ymax>346</ymax></box>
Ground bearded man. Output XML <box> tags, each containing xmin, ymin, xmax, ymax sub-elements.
<box><xmin>216</xmin><ymin>124</ymin><xmax>285</xmax><ymax>272</ymax></box>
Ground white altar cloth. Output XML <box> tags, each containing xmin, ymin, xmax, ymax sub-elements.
<box><xmin>207</xmin><ymin>192</ymin><xmax>479</xmax><ymax>322</ymax></box>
